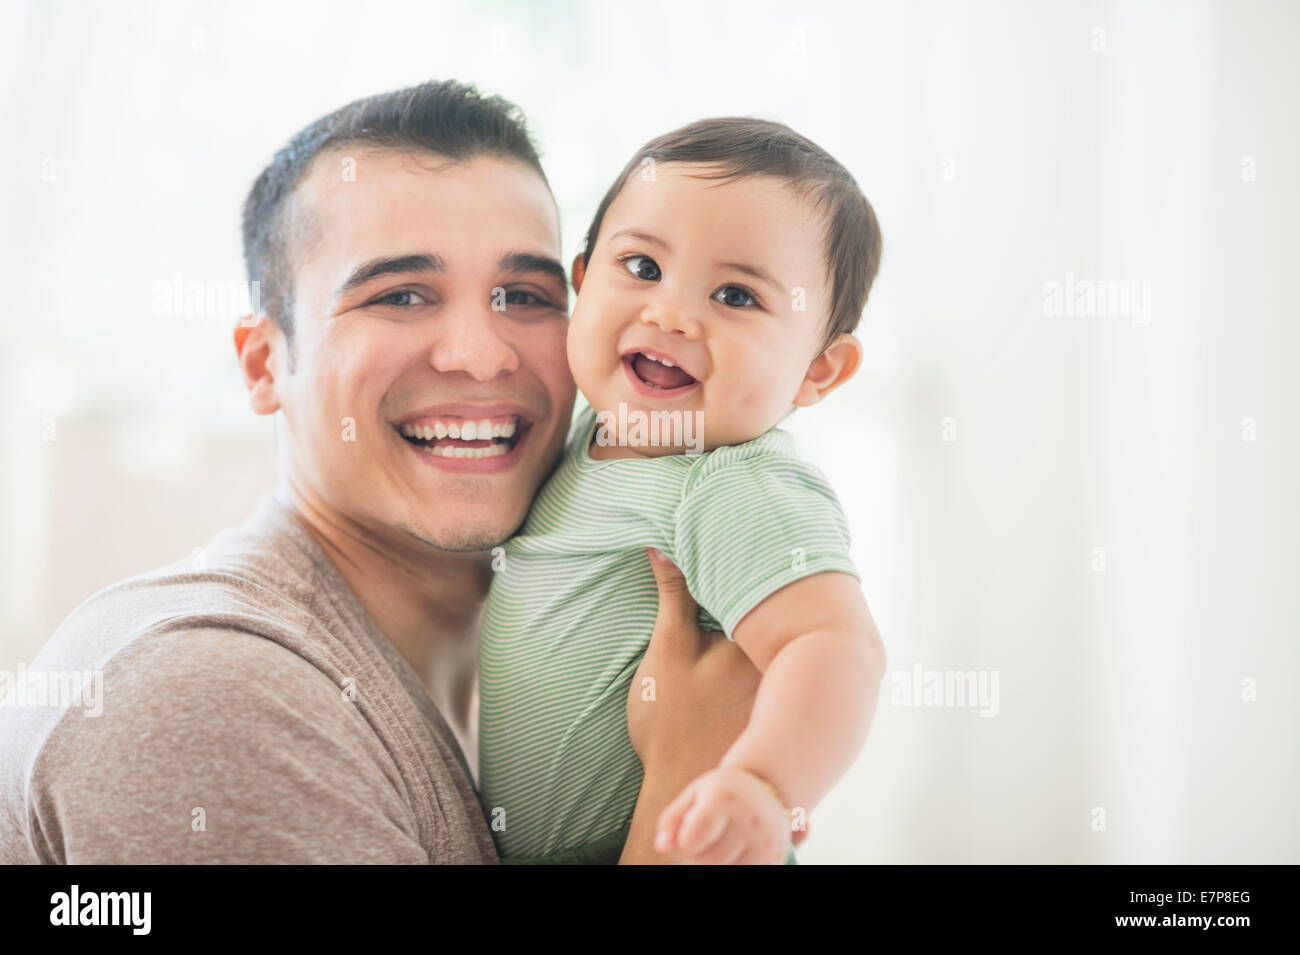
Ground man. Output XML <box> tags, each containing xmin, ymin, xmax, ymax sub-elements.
<box><xmin>0</xmin><ymin>81</ymin><xmax>760</xmax><ymax>864</ymax></box>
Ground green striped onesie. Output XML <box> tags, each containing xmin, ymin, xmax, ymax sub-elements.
<box><xmin>477</xmin><ymin>403</ymin><xmax>859</xmax><ymax>863</ymax></box>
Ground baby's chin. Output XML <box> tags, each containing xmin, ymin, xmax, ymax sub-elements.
<box><xmin>601</xmin><ymin>443</ymin><xmax>698</xmax><ymax>460</ymax></box>
<box><xmin>584</xmin><ymin>391</ymin><xmax>779</xmax><ymax>458</ymax></box>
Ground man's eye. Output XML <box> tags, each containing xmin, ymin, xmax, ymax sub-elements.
<box><xmin>372</xmin><ymin>289</ymin><xmax>430</xmax><ymax>307</ymax></box>
<box><xmin>621</xmin><ymin>255</ymin><xmax>662</xmax><ymax>282</ymax></box>
<box><xmin>713</xmin><ymin>285</ymin><xmax>757</xmax><ymax>309</ymax></box>
<box><xmin>501</xmin><ymin>289</ymin><xmax>556</xmax><ymax>308</ymax></box>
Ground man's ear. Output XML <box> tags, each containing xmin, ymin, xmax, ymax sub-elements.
<box><xmin>571</xmin><ymin>252</ymin><xmax>586</xmax><ymax>293</ymax></box>
<box><xmin>793</xmin><ymin>333</ymin><xmax>863</xmax><ymax>407</ymax></box>
<box><xmin>233</xmin><ymin>315</ymin><xmax>284</xmax><ymax>415</ymax></box>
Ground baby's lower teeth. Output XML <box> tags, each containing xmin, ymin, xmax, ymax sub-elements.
<box><xmin>422</xmin><ymin>442</ymin><xmax>508</xmax><ymax>459</ymax></box>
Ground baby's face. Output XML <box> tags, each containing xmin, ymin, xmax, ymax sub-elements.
<box><xmin>568</xmin><ymin>163</ymin><xmax>833</xmax><ymax>454</ymax></box>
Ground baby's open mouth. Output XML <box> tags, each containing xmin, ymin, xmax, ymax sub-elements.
<box><xmin>397</xmin><ymin>415</ymin><xmax>527</xmax><ymax>460</ymax></box>
<box><xmin>626</xmin><ymin>352</ymin><xmax>698</xmax><ymax>391</ymax></box>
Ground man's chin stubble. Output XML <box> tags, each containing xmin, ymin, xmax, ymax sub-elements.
<box><xmin>399</xmin><ymin>521</ymin><xmax>520</xmax><ymax>555</ymax></box>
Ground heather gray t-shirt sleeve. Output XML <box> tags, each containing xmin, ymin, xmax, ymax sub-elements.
<box><xmin>28</xmin><ymin>629</ymin><xmax>428</xmax><ymax>864</ymax></box>
<box><xmin>0</xmin><ymin>493</ymin><xmax>499</xmax><ymax>865</ymax></box>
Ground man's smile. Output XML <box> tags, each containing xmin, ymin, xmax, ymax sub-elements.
<box><xmin>393</xmin><ymin>403</ymin><xmax>536</xmax><ymax>471</ymax></box>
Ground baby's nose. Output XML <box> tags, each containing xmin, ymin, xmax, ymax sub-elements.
<box><xmin>639</xmin><ymin>299</ymin><xmax>701</xmax><ymax>340</ymax></box>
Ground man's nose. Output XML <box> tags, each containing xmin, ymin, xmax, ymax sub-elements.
<box><xmin>638</xmin><ymin>294</ymin><xmax>702</xmax><ymax>341</ymax></box>
<box><xmin>426</xmin><ymin>308</ymin><xmax>519</xmax><ymax>381</ymax></box>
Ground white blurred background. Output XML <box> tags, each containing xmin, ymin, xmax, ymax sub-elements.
<box><xmin>1</xmin><ymin>0</ymin><xmax>1296</xmax><ymax>863</ymax></box>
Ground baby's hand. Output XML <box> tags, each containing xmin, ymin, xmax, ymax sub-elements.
<box><xmin>654</xmin><ymin>765</ymin><xmax>791</xmax><ymax>864</ymax></box>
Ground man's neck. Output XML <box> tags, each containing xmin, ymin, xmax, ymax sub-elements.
<box><xmin>279</xmin><ymin>482</ymin><xmax>492</xmax><ymax>754</ymax></box>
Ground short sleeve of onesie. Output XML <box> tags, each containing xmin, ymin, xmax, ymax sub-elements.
<box><xmin>669</xmin><ymin>442</ymin><xmax>861</xmax><ymax>639</ymax></box>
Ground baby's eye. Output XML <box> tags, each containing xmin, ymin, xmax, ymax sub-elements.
<box><xmin>372</xmin><ymin>289</ymin><xmax>431</xmax><ymax>308</ymax></box>
<box><xmin>622</xmin><ymin>255</ymin><xmax>662</xmax><ymax>282</ymax></box>
<box><xmin>713</xmin><ymin>285</ymin><xmax>757</xmax><ymax>309</ymax></box>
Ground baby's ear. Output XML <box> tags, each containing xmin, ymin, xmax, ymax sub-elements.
<box><xmin>571</xmin><ymin>252</ymin><xmax>586</xmax><ymax>292</ymax></box>
<box><xmin>793</xmin><ymin>333</ymin><xmax>863</xmax><ymax>407</ymax></box>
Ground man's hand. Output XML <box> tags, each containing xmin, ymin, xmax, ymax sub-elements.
<box><xmin>626</xmin><ymin>548</ymin><xmax>760</xmax><ymax>771</ymax></box>
<box><xmin>655</xmin><ymin>765</ymin><xmax>790</xmax><ymax>865</ymax></box>
<box><xmin>620</xmin><ymin>548</ymin><xmax>762</xmax><ymax>863</ymax></box>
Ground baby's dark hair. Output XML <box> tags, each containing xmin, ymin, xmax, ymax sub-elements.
<box><xmin>581</xmin><ymin>117</ymin><xmax>882</xmax><ymax>346</ymax></box>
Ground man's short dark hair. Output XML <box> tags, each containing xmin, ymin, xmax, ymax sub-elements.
<box><xmin>580</xmin><ymin>117</ymin><xmax>882</xmax><ymax>347</ymax></box>
<box><xmin>241</xmin><ymin>80</ymin><xmax>549</xmax><ymax>352</ymax></box>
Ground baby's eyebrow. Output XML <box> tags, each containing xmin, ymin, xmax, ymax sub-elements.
<box><xmin>719</xmin><ymin>261</ymin><xmax>786</xmax><ymax>295</ymax></box>
<box><xmin>609</xmin><ymin>228</ymin><xmax>667</xmax><ymax>248</ymax></box>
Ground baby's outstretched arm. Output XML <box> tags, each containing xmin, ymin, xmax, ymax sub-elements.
<box><xmin>655</xmin><ymin>570</ymin><xmax>886</xmax><ymax>863</ymax></box>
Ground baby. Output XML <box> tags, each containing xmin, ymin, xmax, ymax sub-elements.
<box><xmin>478</xmin><ymin>117</ymin><xmax>886</xmax><ymax>864</ymax></box>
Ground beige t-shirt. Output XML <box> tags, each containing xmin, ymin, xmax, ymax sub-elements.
<box><xmin>0</xmin><ymin>493</ymin><xmax>498</xmax><ymax>864</ymax></box>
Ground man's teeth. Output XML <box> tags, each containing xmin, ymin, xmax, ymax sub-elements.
<box><xmin>420</xmin><ymin>442</ymin><xmax>509</xmax><ymax>459</ymax></box>
<box><xmin>399</xmin><ymin>418</ymin><xmax>517</xmax><ymax>441</ymax></box>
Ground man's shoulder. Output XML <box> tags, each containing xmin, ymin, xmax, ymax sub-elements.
<box><xmin>11</xmin><ymin>492</ymin><xmax>363</xmax><ymax>762</ymax></box>
<box><xmin>0</xmin><ymin>495</ymin><xmax>369</xmax><ymax>862</ymax></box>
<box><xmin>43</xmin><ymin>494</ymin><xmax>326</xmax><ymax>667</ymax></box>
<box><xmin>1</xmin><ymin>494</ymin><xmax>497</xmax><ymax>864</ymax></box>
<box><xmin>32</xmin><ymin>625</ymin><xmax>352</xmax><ymax>775</ymax></box>
<box><xmin>1</xmin><ymin>613</ymin><xmax>417</xmax><ymax>864</ymax></box>
<box><xmin>2</xmin><ymin>623</ymin><xmax>422</xmax><ymax>863</ymax></box>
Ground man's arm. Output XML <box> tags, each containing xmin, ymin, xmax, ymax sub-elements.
<box><xmin>623</xmin><ymin>766</ymin><xmax>707</xmax><ymax>865</ymax></box>
<box><xmin>28</xmin><ymin>629</ymin><xmax>429</xmax><ymax>864</ymax></box>
<box><xmin>620</xmin><ymin>549</ymin><xmax>763</xmax><ymax>864</ymax></box>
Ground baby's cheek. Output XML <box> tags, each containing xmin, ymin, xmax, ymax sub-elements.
<box><xmin>565</xmin><ymin>320</ymin><xmax>604</xmax><ymax>397</ymax></box>
<box><xmin>723</xmin><ymin>370</ymin><xmax>792</xmax><ymax>432</ymax></box>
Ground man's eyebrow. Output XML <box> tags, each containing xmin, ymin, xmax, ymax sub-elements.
<box><xmin>335</xmin><ymin>253</ymin><xmax>446</xmax><ymax>298</ymax></box>
<box><xmin>498</xmin><ymin>251</ymin><xmax>568</xmax><ymax>288</ymax></box>
<box><xmin>608</xmin><ymin>229</ymin><xmax>668</xmax><ymax>249</ymax></box>
<box><xmin>719</xmin><ymin>261</ymin><xmax>787</xmax><ymax>295</ymax></box>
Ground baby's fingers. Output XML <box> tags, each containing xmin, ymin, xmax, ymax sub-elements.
<box><xmin>676</xmin><ymin>795</ymin><xmax>730</xmax><ymax>858</ymax></box>
<box><xmin>687</xmin><ymin>821</ymin><xmax>752</xmax><ymax>865</ymax></box>
<box><xmin>655</xmin><ymin>782</ymin><xmax>700</xmax><ymax>854</ymax></box>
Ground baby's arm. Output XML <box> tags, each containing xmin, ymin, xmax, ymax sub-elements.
<box><xmin>654</xmin><ymin>570</ymin><xmax>886</xmax><ymax>863</ymax></box>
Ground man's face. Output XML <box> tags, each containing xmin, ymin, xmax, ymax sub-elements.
<box><xmin>269</xmin><ymin>149</ymin><xmax>574</xmax><ymax>552</ymax></box>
